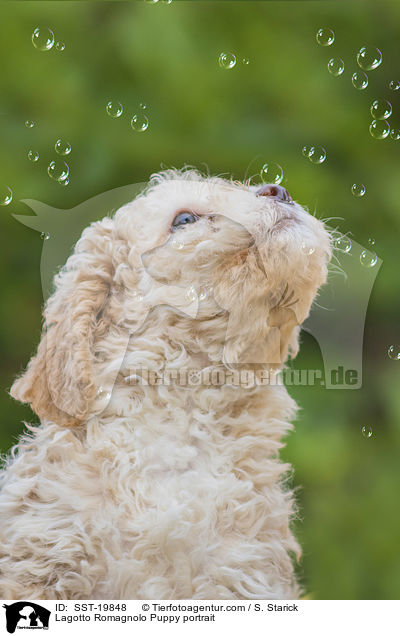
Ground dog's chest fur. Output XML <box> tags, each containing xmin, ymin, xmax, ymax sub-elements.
<box><xmin>0</xmin><ymin>382</ymin><xmax>299</xmax><ymax>599</ymax></box>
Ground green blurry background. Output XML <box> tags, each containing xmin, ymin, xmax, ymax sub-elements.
<box><xmin>1</xmin><ymin>0</ymin><xmax>400</xmax><ymax>599</ymax></box>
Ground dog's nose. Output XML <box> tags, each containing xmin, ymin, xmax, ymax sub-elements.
<box><xmin>256</xmin><ymin>184</ymin><xmax>293</xmax><ymax>204</ymax></box>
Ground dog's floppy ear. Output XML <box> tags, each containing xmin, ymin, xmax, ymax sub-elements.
<box><xmin>10</xmin><ymin>219</ymin><xmax>115</xmax><ymax>426</ymax></box>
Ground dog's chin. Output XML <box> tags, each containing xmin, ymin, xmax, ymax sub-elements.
<box><xmin>270</xmin><ymin>216</ymin><xmax>299</xmax><ymax>233</ymax></box>
<box><xmin>266</xmin><ymin>212</ymin><xmax>328</xmax><ymax>259</ymax></box>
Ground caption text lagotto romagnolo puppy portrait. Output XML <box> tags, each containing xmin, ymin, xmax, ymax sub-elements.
<box><xmin>0</xmin><ymin>169</ymin><xmax>331</xmax><ymax>599</ymax></box>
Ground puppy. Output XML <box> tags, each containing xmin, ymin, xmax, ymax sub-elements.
<box><xmin>0</xmin><ymin>169</ymin><xmax>331</xmax><ymax>599</ymax></box>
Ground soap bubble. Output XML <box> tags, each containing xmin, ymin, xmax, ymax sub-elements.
<box><xmin>171</xmin><ymin>237</ymin><xmax>184</xmax><ymax>250</ymax></box>
<box><xmin>334</xmin><ymin>235</ymin><xmax>352</xmax><ymax>253</ymax></box>
<box><xmin>368</xmin><ymin>238</ymin><xmax>375</xmax><ymax>247</ymax></box>
<box><xmin>360</xmin><ymin>249</ymin><xmax>377</xmax><ymax>268</ymax></box>
<box><xmin>185</xmin><ymin>286</ymin><xmax>198</xmax><ymax>303</ymax></box>
<box><xmin>218</xmin><ymin>52</ymin><xmax>236</xmax><ymax>69</ymax></box>
<box><xmin>25</xmin><ymin>120</ymin><xmax>35</xmax><ymax>128</ymax></box>
<box><xmin>316</xmin><ymin>28</ymin><xmax>335</xmax><ymax>46</ymax></box>
<box><xmin>132</xmin><ymin>291</ymin><xmax>144</xmax><ymax>301</ymax></box>
<box><xmin>41</xmin><ymin>232</ymin><xmax>50</xmax><ymax>241</ymax></box>
<box><xmin>106</xmin><ymin>101</ymin><xmax>123</xmax><ymax>118</ymax></box>
<box><xmin>131</xmin><ymin>113</ymin><xmax>149</xmax><ymax>132</ymax></box>
<box><xmin>59</xmin><ymin>178</ymin><xmax>70</xmax><ymax>187</ymax></box>
<box><xmin>242</xmin><ymin>57</ymin><xmax>250</xmax><ymax>65</ymax></box>
<box><xmin>351</xmin><ymin>71</ymin><xmax>368</xmax><ymax>90</ymax></box>
<box><xmin>0</xmin><ymin>187</ymin><xmax>13</xmax><ymax>206</ymax></box>
<box><xmin>351</xmin><ymin>183</ymin><xmax>366</xmax><ymax>197</ymax></box>
<box><xmin>357</xmin><ymin>46</ymin><xmax>382</xmax><ymax>71</ymax></box>
<box><xmin>309</xmin><ymin>146</ymin><xmax>326</xmax><ymax>164</ymax></box>
<box><xmin>97</xmin><ymin>387</ymin><xmax>112</xmax><ymax>401</ymax></box>
<box><xmin>55</xmin><ymin>139</ymin><xmax>71</xmax><ymax>155</ymax></box>
<box><xmin>47</xmin><ymin>159</ymin><xmax>69</xmax><ymax>183</ymax></box>
<box><xmin>361</xmin><ymin>425</ymin><xmax>373</xmax><ymax>438</ymax></box>
<box><xmin>390</xmin><ymin>129</ymin><xmax>400</xmax><ymax>140</ymax></box>
<box><xmin>302</xmin><ymin>145</ymin><xmax>313</xmax><ymax>157</ymax></box>
<box><xmin>32</xmin><ymin>27</ymin><xmax>55</xmax><ymax>51</ymax></box>
<box><xmin>56</xmin><ymin>41</ymin><xmax>65</xmax><ymax>51</ymax></box>
<box><xmin>139</xmin><ymin>102</ymin><xmax>147</xmax><ymax>109</ymax></box>
<box><xmin>327</xmin><ymin>58</ymin><xmax>344</xmax><ymax>76</ymax></box>
<box><xmin>370</xmin><ymin>99</ymin><xmax>392</xmax><ymax>120</ymax></box>
<box><xmin>388</xmin><ymin>345</ymin><xmax>400</xmax><ymax>361</ymax></box>
<box><xmin>28</xmin><ymin>149</ymin><xmax>39</xmax><ymax>162</ymax></box>
<box><xmin>301</xmin><ymin>243</ymin><xmax>315</xmax><ymax>255</ymax></box>
<box><xmin>369</xmin><ymin>119</ymin><xmax>390</xmax><ymax>139</ymax></box>
<box><xmin>389</xmin><ymin>80</ymin><xmax>400</xmax><ymax>91</ymax></box>
<box><xmin>198</xmin><ymin>286</ymin><xmax>208</xmax><ymax>301</ymax></box>
<box><xmin>260</xmin><ymin>162</ymin><xmax>283</xmax><ymax>185</ymax></box>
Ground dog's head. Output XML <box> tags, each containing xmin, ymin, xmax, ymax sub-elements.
<box><xmin>11</xmin><ymin>169</ymin><xmax>331</xmax><ymax>425</ymax></box>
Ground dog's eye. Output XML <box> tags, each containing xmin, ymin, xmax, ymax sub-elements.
<box><xmin>171</xmin><ymin>210</ymin><xmax>199</xmax><ymax>231</ymax></box>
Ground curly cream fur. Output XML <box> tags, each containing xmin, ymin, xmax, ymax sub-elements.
<box><xmin>0</xmin><ymin>169</ymin><xmax>331</xmax><ymax>599</ymax></box>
